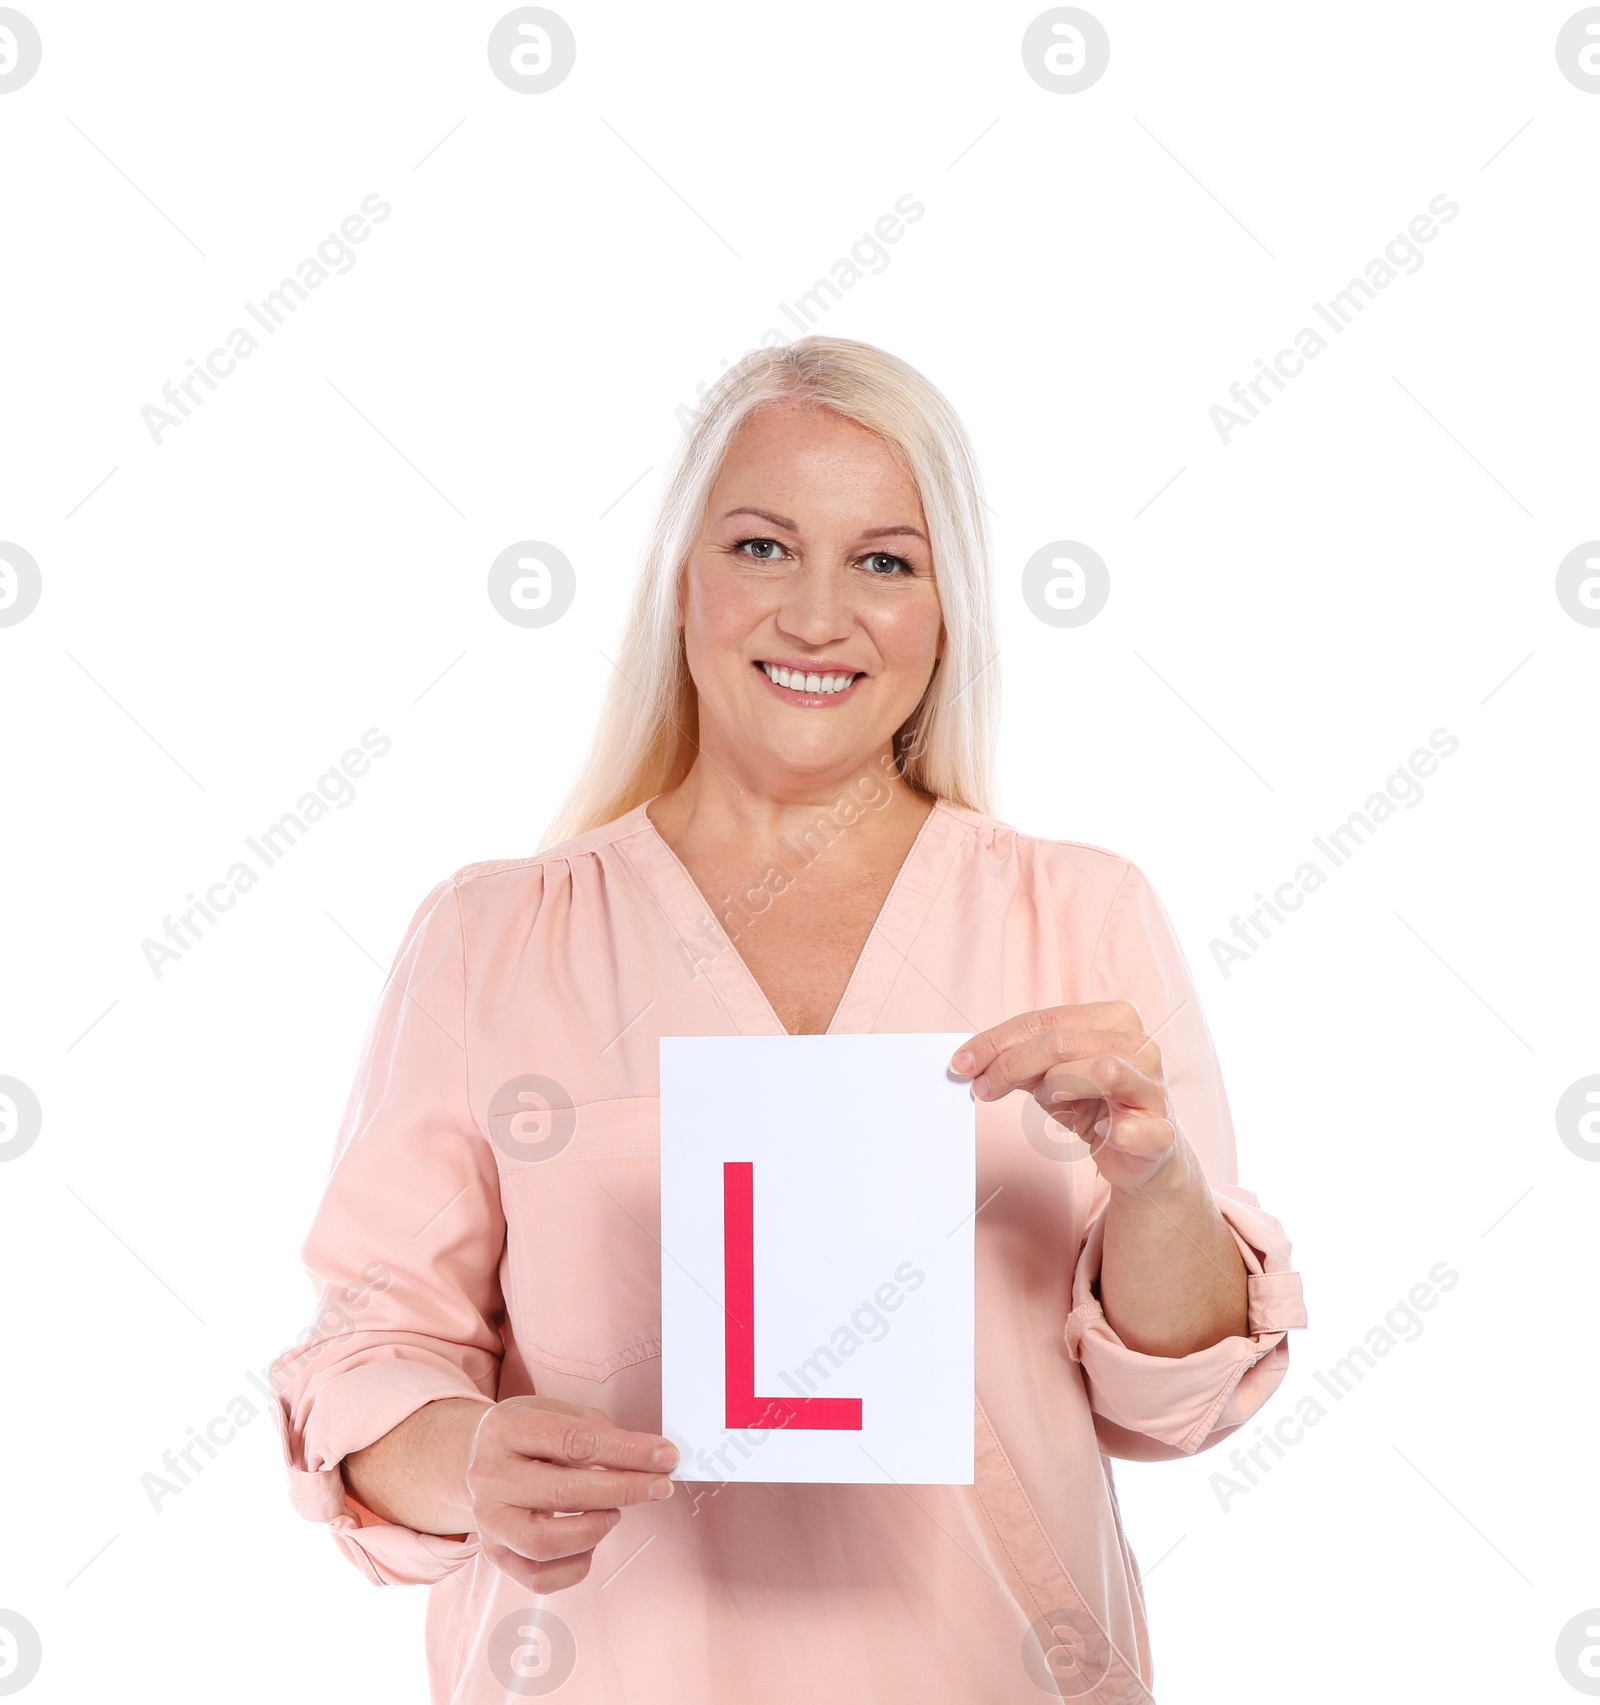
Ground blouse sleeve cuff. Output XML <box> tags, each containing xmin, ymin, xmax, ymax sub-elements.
<box><xmin>270</xmin><ymin>1354</ymin><xmax>497</xmax><ymax>1586</ymax></box>
<box><xmin>1063</xmin><ymin>1184</ymin><xmax>1308</xmax><ymax>1456</ymax></box>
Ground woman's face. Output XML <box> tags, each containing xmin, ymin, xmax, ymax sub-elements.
<box><xmin>679</xmin><ymin>401</ymin><xmax>944</xmax><ymax>794</ymax></box>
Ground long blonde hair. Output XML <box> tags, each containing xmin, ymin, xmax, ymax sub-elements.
<box><xmin>539</xmin><ymin>336</ymin><xmax>1000</xmax><ymax>848</ymax></box>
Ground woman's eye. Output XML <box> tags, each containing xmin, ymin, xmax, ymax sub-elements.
<box><xmin>862</xmin><ymin>552</ymin><xmax>913</xmax><ymax>576</ymax></box>
<box><xmin>736</xmin><ymin>537</ymin><xmax>787</xmax><ymax>561</ymax></box>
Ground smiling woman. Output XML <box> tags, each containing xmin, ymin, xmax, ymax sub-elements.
<box><xmin>270</xmin><ymin>335</ymin><xmax>1308</xmax><ymax>1705</ymax></box>
<box><xmin>549</xmin><ymin>336</ymin><xmax>997</xmax><ymax>844</ymax></box>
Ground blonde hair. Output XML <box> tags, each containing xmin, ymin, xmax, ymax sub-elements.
<box><xmin>539</xmin><ymin>335</ymin><xmax>999</xmax><ymax>848</ymax></box>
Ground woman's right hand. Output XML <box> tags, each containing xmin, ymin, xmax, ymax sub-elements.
<box><xmin>465</xmin><ymin>1395</ymin><xmax>681</xmax><ymax>1593</ymax></box>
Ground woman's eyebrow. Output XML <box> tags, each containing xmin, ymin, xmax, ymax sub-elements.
<box><xmin>720</xmin><ymin>506</ymin><xmax>929</xmax><ymax>544</ymax></box>
<box><xmin>721</xmin><ymin>506</ymin><xmax>798</xmax><ymax>531</ymax></box>
<box><xmin>860</xmin><ymin>524</ymin><xmax>929</xmax><ymax>543</ymax></box>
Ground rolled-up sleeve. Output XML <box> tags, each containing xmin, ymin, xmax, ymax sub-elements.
<box><xmin>1061</xmin><ymin>858</ymin><xmax>1308</xmax><ymax>1459</ymax></box>
<box><xmin>268</xmin><ymin>876</ymin><xmax>507</xmax><ymax>1585</ymax></box>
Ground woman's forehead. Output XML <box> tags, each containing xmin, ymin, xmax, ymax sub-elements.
<box><xmin>709</xmin><ymin>412</ymin><xmax>925</xmax><ymax>521</ymax></box>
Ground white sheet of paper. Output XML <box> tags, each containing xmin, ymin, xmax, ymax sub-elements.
<box><xmin>659</xmin><ymin>1031</ymin><xmax>975</xmax><ymax>1485</ymax></box>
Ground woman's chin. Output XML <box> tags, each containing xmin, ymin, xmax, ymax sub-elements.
<box><xmin>744</xmin><ymin>733</ymin><xmax>878</xmax><ymax>786</ymax></box>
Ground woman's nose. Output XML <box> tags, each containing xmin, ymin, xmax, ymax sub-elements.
<box><xmin>775</xmin><ymin>558</ymin><xmax>853</xmax><ymax>644</ymax></box>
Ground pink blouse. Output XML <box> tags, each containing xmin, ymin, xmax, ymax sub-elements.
<box><xmin>270</xmin><ymin>794</ymin><xmax>1307</xmax><ymax>1703</ymax></box>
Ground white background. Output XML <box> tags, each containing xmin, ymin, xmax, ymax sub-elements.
<box><xmin>1</xmin><ymin>2</ymin><xmax>1596</xmax><ymax>1700</ymax></box>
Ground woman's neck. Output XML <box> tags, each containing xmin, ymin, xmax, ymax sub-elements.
<box><xmin>646</xmin><ymin>752</ymin><xmax>935</xmax><ymax>867</ymax></box>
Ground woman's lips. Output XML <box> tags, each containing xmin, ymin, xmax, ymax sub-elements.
<box><xmin>752</xmin><ymin>660</ymin><xmax>865</xmax><ymax>706</ymax></box>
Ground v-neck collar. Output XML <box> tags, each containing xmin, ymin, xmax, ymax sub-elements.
<box><xmin>616</xmin><ymin>794</ymin><xmax>965</xmax><ymax>1037</ymax></box>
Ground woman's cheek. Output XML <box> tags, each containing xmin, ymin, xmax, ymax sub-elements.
<box><xmin>881</xmin><ymin>600</ymin><xmax>943</xmax><ymax>675</ymax></box>
<box><xmin>690</xmin><ymin>561</ymin><xmax>772</xmax><ymax>641</ymax></box>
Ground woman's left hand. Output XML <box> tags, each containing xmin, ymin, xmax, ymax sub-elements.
<box><xmin>950</xmin><ymin>1002</ymin><xmax>1182</xmax><ymax>1196</ymax></box>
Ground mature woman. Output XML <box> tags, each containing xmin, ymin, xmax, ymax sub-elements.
<box><xmin>271</xmin><ymin>336</ymin><xmax>1306</xmax><ymax>1703</ymax></box>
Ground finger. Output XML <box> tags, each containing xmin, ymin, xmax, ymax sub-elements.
<box><xmin>980</xmin><ymin>1037</ymin><xmax>1163</xmax><ymax>1108</ymax></box>
<box><xmin>950</xmin><ymin>1003</ymin><xmax>1140</xmax><ymax>1080</ymax></box>
<box><xmin>1043</xmin><ymin>1058</ymin><xmax>1165</xmax><ymax>1116</ymax></box>
<box><xmin>532</xmin><ymin>1399</ymin><xmax>680</xmax><ymax>1469</ymax></box>
<box><xmin>477</xmin><ymin>1447</ymin><xmax>673</xmax><ymax>1515</ymax></box>
<box><xmin>489</xmin><ymin>1503</ymin><xmax>622</xmax><ymax>1565</ymax></box>
<box><xmin>975</xmin><ymin>1027</ymin><xmax>1158</xmax><ymax>1100</ymax></box>
<box><xmin>1031</xmin><ymin>1082</ymin><xmax>1107</xmax><ymax>1141</ymax></box>
<box><xmin>1089</xmin><ymin>1108</ymin><xmax>1176</xmax><ymax>1167</ymax></box>
<box><xmin>1052</xmin><ymin>1027</ymin><xmax>1161</xmax><ymax>1077</ymax></box>
<box><xmin>521</xmin><ymin>1463</ymin><xmax>675</xmax><ymax>1513</ymax></box>
<box><xmin>494</xmin><ymin>1398</ymin><xmax>679</xmax><ymax>1474</ymax></box>
<box><xmin>484</xmin><ymin>1538</ymin><xmax>594</xmax><ymax>1597</ymax></box>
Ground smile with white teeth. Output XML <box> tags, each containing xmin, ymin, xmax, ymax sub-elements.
<box><xmin>758</xmin><ymin>662</ymin><xmax>861</xmax><ymax>695</ymax></box>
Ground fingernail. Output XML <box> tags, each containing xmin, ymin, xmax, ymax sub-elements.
<box><xmin>1093</xmin><ymin>1117</ymin><xmax>1110</xmax><ymax>1138</ymax></box>
<box><xmin>951</xmin><ymin>1050</ymin><xmax>973</xmax><ymax>1073</ymax></box>
<box><xmin>652</xmin><ymin>1443</ymin><xmax>679</xmax><ymax>1470</ymax></box>
<box><xmin>650</xmin><ymin>1477</ymin><xmax>674</xmax><ymax>1499</ymax></box>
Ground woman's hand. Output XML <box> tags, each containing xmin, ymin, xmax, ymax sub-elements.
<box><xmin>950</xmin><ymin>1001</ymin><xmax>1181</xmax><ymax>1197</ymax></box>
<box><xmin>467</xmin><ymin>1396</ymin><xmax>680</xmax><ymax>1594</ymax></box>
<box><xmin>951</xmin><ymin>1001</ymin><xmax>1252</xmax><ymax>1351</ymax></box>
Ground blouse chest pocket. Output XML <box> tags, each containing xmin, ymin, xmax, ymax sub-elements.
<box><xmin>491</xmin><ymin>1093</ymin><xmax>663</xmax><ymax>1381</ymax></box>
